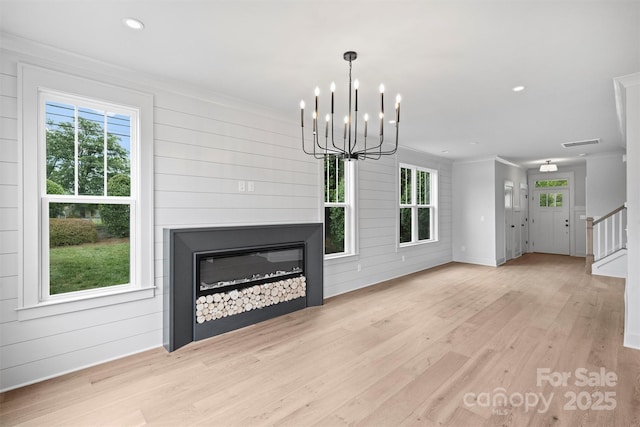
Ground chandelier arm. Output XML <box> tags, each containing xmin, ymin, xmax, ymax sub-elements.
<box><xmin>353</xmin><ymin>122</ymin><xmax>399</xmax><ymax>159</ymax></box>
<box><xmin>373</xmin><ymin>123</ymin><xmax>400</xmax><ymax>156</ymax></box>
<box><xmin>301</xmin><ymin>126</ymin><xmax>325</xmax><ymax>159</ymax></box>
<box><xmin>312</xmin><ymin>130</ymin><xmax>326</xmax><ymax>159</ymax></box>
<box><xmin>355</xmin><ymin>132</ymin><xmax>385</xmax><ymax>153</ymax></box>
<box><xmin>316</xmin><ymin>120</ymin><xmax>342</xmax><ymax>159</ymax></box>
<box><xmin>352</xmin><ymin>111</ymin><xmax>358</xmax><ymax>157</ymax></box>
<box><xmin>330</xmin><ymin>113</ymin><xmax>340</xmax><ymax>152</ymax></box>
<box><xmin>316</xmin><ymin>135</ymin><xmax>342</xmax><ymax>157</ymax></box>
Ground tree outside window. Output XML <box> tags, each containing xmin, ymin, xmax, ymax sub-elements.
<box><xmin>324</xmin><ymin>156</ymin><xmax>351</xmax><ymax>255</ymax></box>
<box><xmin>44</xmin><ymin>99</ymin><xmax>135</xmax><ymax>296</ymax></box>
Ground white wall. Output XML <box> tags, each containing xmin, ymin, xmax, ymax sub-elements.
<box><xmin>586</xmin><ymin>152</ymin><xmax>627</xmax><ymax>218</ymax></box>
<box><xmin>615</xmin><ymin>73</ymin><xmax>640</xmax><ymax>350</ymax></box>
<box><xmin>452</xmin><ymin>158</ymin><xmax>496</xmax><ymax>266</ymax></box>
<box><xmin>324</xmin><ymin>148</ymin><xmax>452</xmax><ymax>297</ymax></box>
<box><xmin>0</xmin><ymin>37</ymin><xmax>454</xmax><ymax>391</ymax></box>
<box><xmin>0</xmin><ymin>40</ymin><xmax>319</xmax><ymax>391</ymax></box>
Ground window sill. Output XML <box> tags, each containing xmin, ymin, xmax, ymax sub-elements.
<box><xmin>16</xmin><ymin>286</ymin><xmax>156</xmax><ymax>321</ymax></box>
<box><xmin>399</xmin><ymin>239</ymin><xmax>439</xmax><ymax>249</ymax></box>
<box><xmin>324</xmin><ymin>251</ymin><xmax>358</xmax><ymax>261</ymax></box>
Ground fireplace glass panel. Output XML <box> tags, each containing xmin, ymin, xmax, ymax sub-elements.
<box><xmin>197</xmin><ymin>245</ymin><xmax>304</xmax><ymax>294</ymax></box>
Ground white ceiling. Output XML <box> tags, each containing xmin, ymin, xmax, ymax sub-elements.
<box><xmin>1</xmin><ymin>0</ymin><xmax>639</xmax><ymax>167</ymax></box>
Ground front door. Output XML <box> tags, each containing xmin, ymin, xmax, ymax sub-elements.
<box><xmin>531</xmin><ymin>188</ymin><xmax>570</xmax><ymax>254</ymax></box>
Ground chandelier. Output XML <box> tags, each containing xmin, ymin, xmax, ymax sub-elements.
<box><xmin>299</xmin><ymin>51</ymin><xmax>401</xmax><ymax>160</ymax></box>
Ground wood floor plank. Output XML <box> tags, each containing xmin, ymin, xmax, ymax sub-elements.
<box><xmin>0</xmin><ymin>253</ymin><xmax>637</xmax><ymax>427</ymax></box>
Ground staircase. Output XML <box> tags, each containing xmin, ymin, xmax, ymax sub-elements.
<box><xmin>586</xmin><ymin>204</ymin><xmax>627</xmax><ymax>278</ymax></box>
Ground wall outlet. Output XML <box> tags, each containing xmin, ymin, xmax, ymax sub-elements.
<box><xmin>238</xmin><ymin>181</ymin><xmax>245</xmax><ymax>192</ymax></box>
<box><xmin>402</xmin><ymin>255</ymin><xmax>405</xmax><ymax>262</ymax></box>
<box><xmin>357</xmin><ymin>264</ymin><xmax>362</xmax><ymax>272</ymax></box>
<box><xmin>247</xmin><ymin>181</ymin><xmax>255</xmax><ymax>192</ymax></box>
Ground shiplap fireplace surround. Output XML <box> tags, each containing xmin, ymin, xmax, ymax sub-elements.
<box><xmin>163</xmin><ymin>224</ymin><xmax>324</xmax><ymax>352</ymax></box>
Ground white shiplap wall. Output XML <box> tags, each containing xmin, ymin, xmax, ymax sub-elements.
<box><xmin>0</xmin><ymin>37</ymin><xmax>452</xmax><ymax>391</ymax></box>
<box><xmin>324</xmin><ymin>148</ymin><xmax>453</xmax><ymax>297</ymax></box>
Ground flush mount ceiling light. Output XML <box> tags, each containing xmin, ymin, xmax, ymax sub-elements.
<box><xmin>299</xmin><ymin>51</ymin><xmax>401</xmax><ymax>160</ymax></box>
<box><xmin>512</xmin><ymin>85</ymin><xmax>526</xmax><ymax>92</ymax></box>
<box><xmin>540</xmin><ymin>160</ymin><xmax>558</xmax><ymax>172</ymax></box>
<box><xmin>123</xmin><ymin>17</ymin><xmax>144</xmax><ymax>30</ymax></box>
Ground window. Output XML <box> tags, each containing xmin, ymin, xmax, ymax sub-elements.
<box><xmin>324</xmin><ymin>156</ymin><xmax>355</xmax><ymax>257</ymax></box>
<box><xmin>539</xmin><ymin>192</ymin><xmax>564</xmax><ymax>207</ymax></box>
<box><xmin>399</xmin><ymin>164</ymin><xmax>437</xmax><ymax>245</ymax></box>
<box><xmin>43</xmin><ymin>95</ymin><xmax>135</xmax><ymax>297</ymax></box>
<box><xmin>535</xmin><ymin>179</ymin><xmax>568</xmax><ymax>188</ymax></box>
<box><xmin>20</xmin><ymin>64</ymin><xmax>154</xmax><ymax>319</ymax></box>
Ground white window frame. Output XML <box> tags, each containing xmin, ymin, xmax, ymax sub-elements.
<box><xmin>323</xmin><ymin>157</ymin><xmax>357</xmax><ymax>259</ymax></box>
<box><xmin>40</xmin><ymin>92</ymin><xmax>139</xmax><ymax>301</ymax></box>
<box><xmin>399</xmin><ymin>163</ymin><xmax>438</xmax><ymax>246</ymax></box>
<box><xmin>18</xmin><ymin>64</ymin><xmax>155</xmax><ymax>320</ymax></box>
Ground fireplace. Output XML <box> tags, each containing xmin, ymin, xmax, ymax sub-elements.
<box><xmin>163</xmin><ymin>223</ymin><xmax>323</xmax><ymax>352</ymax></box>
<box><xmin>196</xmin><ymin>244</ymin><xmax>304</xmax><ymax>297</ymax></box>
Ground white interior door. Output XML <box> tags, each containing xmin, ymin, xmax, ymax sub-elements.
<box><xmin>532</xmin><ymin>189</ymin><xmax>570</xmax><ymax>254</ymax></box>
<box><xmin>505</xmin><ymin>183</ymin><xmax>515</xmax><ymax>260</ymax></box>
<box><xmin>514</xmin><ymin>209</ymin><xmax>522</xmax><ymax>257</ymax></box>
<box><xmin>519</xmin><ymin>186</ymin><xmax>528</xmax><ymax>254</ymax></box>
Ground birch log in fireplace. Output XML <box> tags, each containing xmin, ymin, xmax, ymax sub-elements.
<box><xmin>163</xmin><ymin>223</ymin><xmax>323</xmax><ymax>352</ymax></box>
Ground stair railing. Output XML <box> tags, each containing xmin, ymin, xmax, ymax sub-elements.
<box><xmin>586</xmin><ymin>203</ymin><xmax>627</xmax><ymax>273</ymax></box>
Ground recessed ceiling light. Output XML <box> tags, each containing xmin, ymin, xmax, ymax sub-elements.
<box><xmin>123</xmin><ymin>17</ymin><xmax>144</xmax><ymax>30</ymax></box>
<box><xmin>389</xmin><ymin>120</ymin><xmax>396</xmax><ymax>124</ymax></box>
<box><xmin>512</xmin><ymin>85</ymin><xmax>526</xmax><ymax>92</ymax></box>
<box><xmin>470</xmin><ymin>141</ymin><xmax>478</xmax><ymax>145</ymax></box>
<box><xmin>441</xmin><ymin>150</ymin><xmax>449</xmax><ymax>154</ymax></box>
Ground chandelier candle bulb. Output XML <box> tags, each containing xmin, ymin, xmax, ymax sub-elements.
<box><xmin>300</xmin><ymin>100</ymin><xmax>305</xmax><ymax>127</ymax></box>
<box><xmin>354</xmin><ymin>79</ymin><xmax>359</xmax><ymax>111</ymax></box>
<box><xmin>314</xmin><ymin>87</ymin><xmax>319</xmax><ymax>115</ymax></box>
<box><xmin>343</xmin><ymin>116</ymin><xmax>348</xmax><ymax>139</ymax></box>
<box><xmin>331</xmin><ymin>82</ymin><xmax>335</xmax><ymax>113</ymax></box>
<box><xmin>364</xmin><ymin>113</ymin><xmax>369</xmax><ymax>137</ymax></box>
<box><xmin>312</xmin><ymin>111</ymin><xmax>317</xmax><ymax>135</ymax></box>
<box><xmin>379</xmin><ymin>84</ymin><xmax>385</xmax><ymax>115</ymax></box>
<box><xmin>396</xmin><ymin>94</ymin><xmax>401</xmax><ymax>123</ymax></box>
<box><xmin>325</xmin><ymin>114</ymin><xmax>330</xmax><ymax>137</ymax></box>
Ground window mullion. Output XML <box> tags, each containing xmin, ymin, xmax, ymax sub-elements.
<box><xmin>103</xmin><ymin>112</ymin><xmax>108</xmax><ymax>196</ymax></box>
<box><xmin>334</xmin><ymin>156</ymin><xmax>339</xmax><ymax>203</ymax></box>
<box><xmin>325</xmin><ymin>157</ymin><xmax>329</xmax><ymax>203</ymax></box>
<box><xmin>74</xmin><ymin>105</ymin><xmax>79</xmax><ymax>196</ymax></box>
<box><xmin>412</xmin><ymin>168</ymin><xmax>417</xmax><ymax>242</ymax></box>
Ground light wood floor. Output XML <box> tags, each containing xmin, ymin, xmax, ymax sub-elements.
<box><xmin>1</xmin><ymin>254</ymin><xmax>639</xmax><ymax>426</ymax></box>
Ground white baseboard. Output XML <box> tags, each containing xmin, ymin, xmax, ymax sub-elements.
<box><xmin>452</xmin><ymin>255</ymin><xmax>498</xmax><ymax>267</ymax></box>
<box><xmin>623</xmin><ymin>332</ymin><xmax>640</xmax><ymax>350</ymax></box>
